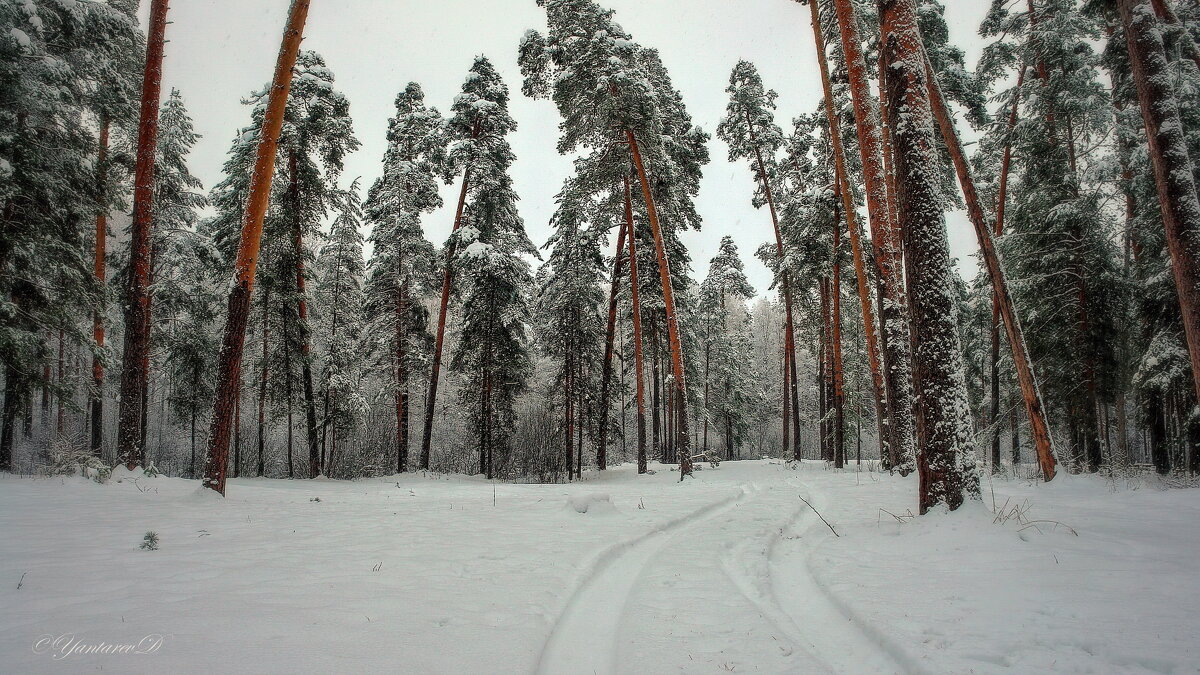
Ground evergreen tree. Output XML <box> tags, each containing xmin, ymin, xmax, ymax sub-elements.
<box><xmin>363</xmin><ymin>82</ymin><xmax>445</xmax><ymax>473</ymax></box>
<box><xmin>697</xmin><ymin>236</ymin><xmax>756</xmax><ymax>459</ymax></box>
<box><xmin>446</xmin><ymin>56</ymin><xmax>536</xmax><ymax>478</ymax></box>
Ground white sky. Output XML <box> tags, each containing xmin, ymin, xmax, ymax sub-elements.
<box><xmin>149</xmin><ymin>0</ymin><xmax>991</xmax><ymax>296</ymax></box>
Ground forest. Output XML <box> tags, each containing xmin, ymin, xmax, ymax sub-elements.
<box><xmin>3</xmin><ymin>0</ymin><xmax>1200</xmax><ymax>517</ymax></box>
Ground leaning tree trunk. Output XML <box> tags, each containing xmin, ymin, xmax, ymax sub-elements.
<box><xmin>743</xmin><ymin>113</ymin><xmax>802</xmax><ymax>460</ymax></box>
<box><xmin>202</xmin><ymin>0</ymin><xmax>311</xmax><ymax>495</ymax></box>
<box><xmin>827</xmin><ymin>0</ymin><xmax>916</xmax><ymax>474</ymax></box>
<box><xmin>91</xmin><ymin>118</ymin><xmax>109</xmax><ymax>457</ymax></box>
<box><xmin>626</xmin><ymin>130</ymin><xmax>692</xmax><ymax>479</ymax></box>
<box><xmin>809</xmin><ymin>0</ymin><xmax>890</xmax><ymax>465</ymax></box>
<box><xmin>1120</xmin><ymin>0</ymin><xmax>1200</xmax><ymax>406</ymax></box>
<box><xmin>924</xmin><ymin>52</ymin><xmax>1058</xmax><ymax>482</ymax></box>
<box><xmin>116</xmin><ymin>0</ymin><xmax>169</xmax><ymax>470</ymax></box>
<box><xmin>421</xmin><ymin>130</ymin><xmax>478</xmax><ymax>471</ymax></box>
<box><xmin>625</xmin><ymin>177</ymin><xmax>650</xmax><ymax>474</ymax></box>
<box><xmin>597</xmin><ymin>218</ymin><xmax>628</xmax><ymax>470</ymax></box>
<box><xmin>881</xmin><ymin>0</ymin><xmax>979</xmax><ymax>514</ymax></box>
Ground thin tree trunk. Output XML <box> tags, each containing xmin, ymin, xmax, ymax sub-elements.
<box><xmin>287</xmin><ymin>150</ymin><xmax>320</xmax><ymax>479</ymax></box>
<box><xmin>626</xmin><ymin>130</ymin><xmax>692</xmax><ymax>479</ymax></box>
<box><xmin>116</xmin><ymin>0</ymin><xmax>169</xmax><ymax>470</ymax></box>
<box><xmin>202</xmin><ymin>0</ymin><xmax>311</xmax><ymax>494</ymax></box>
<box><xmin>257</xmin><ymin>287</ymin><xmax>270</xmax><ymax>478</ymax></box>
<box><xmin>831</xmin><ymin>199</ymin><xmax>846</xmax><ymax>469</ymax></box>
<box><xmin>1120</xmin><ymin>0</ymin><xmax>1200</xmax><ymax>406</ymax></box>
<box><xmin>396</xmin><ymin>278</ymin><xmax>410</xmax><ymax>473</ymax></box>
<box><xmin>881</xmin><ymin>0</ymin><xmax>979</xmax><ymax>513</ymax></box>
<box><xmin>923</xmin><ymin>52</ymin><xmax>1058</xmax><ymax>481</ymax></box>
<box><xmin>828</xmin><ymin>0</ymin><xmax>916</xmax><ymax>474</ymax></box>
<box><xmin>421</xmin><ymin>122</ymin><xmax>480</xmax><ymax>471</ymax></box>
<box><xmin>597</xmin><ymin>218</ymin><xmax>628</xmax><ymax>471</ymax></box>
<box><xmin>626</xmin><ymin>178</ymin><xmax>649</xmax><ymax>474</ymax></box>
<box><xmin>91</xmin><ymin>118</ymin><xmax>109</xmax><ymax>457</ymax></box>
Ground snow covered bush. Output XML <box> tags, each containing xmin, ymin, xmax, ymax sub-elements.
<box><xmin>44</xmin><ymin>438</ymin><xmax>111</xmax><ymax>484</ymax></box>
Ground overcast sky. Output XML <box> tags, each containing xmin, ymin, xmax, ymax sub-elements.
<box><xmin>147</xmin><ymin>0</ymin><xmax>991</xmax><ymax>297</ymax></box>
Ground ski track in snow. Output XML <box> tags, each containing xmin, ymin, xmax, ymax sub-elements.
<box><xmin>535</xmin><ymin>483</ymin><xmax>753</xmax><ymax>675</ymax></box>
<box><xmin>767</xmin><ymin>476</ymin><xmax>915</xmax><ymax>674</ymax></box>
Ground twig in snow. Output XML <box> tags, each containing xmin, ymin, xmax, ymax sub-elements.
<box><xmin>798</xmin><ymin>495</ymin><xmax>839</xmax><ymax>537</ymax></box>
<box><xmin>17</xmin><ymin>572</ymin><xmax>26</xmax><ymax>589</ymax></box>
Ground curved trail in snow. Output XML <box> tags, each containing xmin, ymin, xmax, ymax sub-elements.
<box><xmin>768</xmin><ymin>475</ymin><xmax>917</xmax><ymax>674</ymax></box>
<box><xmin>534</xmin><ymin>484</ymin><xmax>754</xmax><ymax>675</ymax></box>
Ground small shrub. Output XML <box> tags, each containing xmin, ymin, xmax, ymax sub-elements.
<box><xmin>139</xmin><ymin>531</ymin><xmax>159</xmax><ymax>551</ymax></box>
<box><xmin>45</xmin><ymin>437</ymin><xmax>111</xmax><ymax>483</ymax></box>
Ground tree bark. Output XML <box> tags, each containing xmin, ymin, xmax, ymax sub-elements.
<box><xmin>827</xmin><ymin>0</ymin><xmax>916</xmax><ymax>473</ymax></box>
<box><xmin>625</xmin><ymin>177</ymin><xmax>649</xmax><ymax>474</ymax></box>
<box><xmin>202</xmin><ymin>0</ymin><xmax>311</xmax><ymax>495</ymax></box>
<box><xmin>626</xmin><ymin>130</ymin><xmax>692</xmax><ymax>479</ymax></box>
<box><xmin>597</xmin><ymin>218</ymin><xmax>628</xmax><ymax>470</ymax></box>
<box><xmin>116</xmin><ymin>0</ymin><xmax>169</xmax><ymax>470</ymax></box>
<box><xmin>923</xmin><ymin>52</ymin><xmax>1058</xmax><ymax>481</ymax></box>
<box><xmin>881</xmin><ymin>0</ymin><xmax>979</xmax><ymax>513</ymax></box>
<box><xmin>1120</xmin><ymin>0</ymin><xmax>1200</xmax><ymax>407</ymax></box>
<box><xmin>831</xmin><ymin>197</ymin><xmax>846</xmax><ymax>469</ymax></box>
<box><xmin>285</xmin><ymin>151</ymin><xmax>320</xmax><ymax>479</ymax></box>
<box><xmin>396</xmin><ymin>278</ymin><xmax>410</xmax><ymax>473</ymax></box>
<box><xmin>91</xmin><ymin>119</ymin><xmax>109</xmax><ymax>457</ymax></box>
<box><xmin>809</xmin><ymin>0</ymin><xmax>890</xmax><ymax>465</ymax></box>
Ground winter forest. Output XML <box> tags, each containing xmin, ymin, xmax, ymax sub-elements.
<box><xmin>3</xmin><ymin>0</ymin><xmax>1200</xmax><ymax>672</ymax></box>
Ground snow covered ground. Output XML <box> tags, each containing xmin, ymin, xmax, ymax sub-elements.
<box><xmin>2</xmin><ymin>460</ymin><xmax>1197</xmax><ymax>674</ymax></box>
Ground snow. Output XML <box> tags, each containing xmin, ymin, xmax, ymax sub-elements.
<box><xmin>2</xmin><ymin>462</ymin><xmax>1198</xmax><ymax>673</ymax></box>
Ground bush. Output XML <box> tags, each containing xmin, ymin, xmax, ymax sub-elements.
<box><xmin>45</xmin><ymin>437</ymin><xmax>111</xmax><ymax>483</ymax></box>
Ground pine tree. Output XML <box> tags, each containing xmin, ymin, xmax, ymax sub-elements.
<box><xmin>717</xmin><ymin>60</ymin><xmax>803</xmax><ymax>459</ymax></box>
<box><xmin>697</xmin><ymin>237</ymin><xmax>756</xmax><ymax>459</ymax></box>
<box><xmin>446</xmin><ymin>57</ymin><xmax>536</xmax><ymax>478</ymax></box>
<box><xmin>536</xmin><ymin>182</ymin><xmax>606</xmax><ymax>479</ymax></box>
<box><xmin>115</xmin><ymin>0</ymin><xmax>170</xmax><ymax>470</ymax></box>
<box><xmin>880</xmin><ymin>0</ymin><xmax>980</xmax><ymax>511</ymax></box>
<box><xmin>363</xmin><ymin>82</ymin><xmax>445</xmax><ymax>473</ymax></box>
<box><xmin>315</xmin><ymin>182</ymin><xmax>367</xmax><ymax>477</ymax></box>
<box><xmin>203</xmin><ymin>0</ymin><xmax>312</xmax><ymax>495</ymax></box>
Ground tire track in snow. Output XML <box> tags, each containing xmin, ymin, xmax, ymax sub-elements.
<box><xmin>769</xmin><ymin>476</ymin><xmax>920</xmax><ymax>674</ymax></box>
<box><xmin>534</xmin><ymin>484</ymin><xmax>754</xmax><ymax>675</ymax></box>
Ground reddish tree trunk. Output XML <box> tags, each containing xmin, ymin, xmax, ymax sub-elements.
<box><xmin>924</xmin><ymin>53</ymin><xmax>1058</xmax><ymax>481</ymax></box>
<box><xmin>202</xmin><ymin>0</ymin><xmax>311</xmax><ymax>495</ymax></box>
<box><xmin>625</xmin><ymin>177</ymin><xmax>649</xmax><ymax>474</ymax></box>
<box><xmin>827</xmin><ymin>0</ymin><xmax>916</xmax><ymax>473</ymax></box>
<box><xmin>1120</xmin><ymin>0</ymin><xmax>1200</xmax><ymax>407</ymax></box>
<box><xmin>626</xmin><ymin>130</ymin><xmax>692</xmax><ymax>479</ymax></box>
<box><xmin>91</xmin><ymin>119</ymin><xmax>109</xmax><ymax>456</ymax></box>
<box><xmin>421</xmin><ymin>131</ymin><xmax>477</xmax><ymax>471</ymax></box>
<box><xmin>881</xmin><ymin>0</ymin><xmax>978</xmax><ymax>513</ymax></box>
<box><xmin>116</xmin><ymin>0</ymin><xmax>169</xmax><ymax>470</ymax></box>
<box><xmin>810</xmin><ymin>2</ymin><xmax>890</xmax><ymax>465</ymax></box>
<box><xmin>597</xmin><ymin>218</ymin><xmax>628</xmax><ymax>470</ymax></box>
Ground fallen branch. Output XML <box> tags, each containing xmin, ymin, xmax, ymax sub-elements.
<box><xmin>799</xmin><ymin>495</ymin><xmax>840</xmax><ymax>537</ymax></box>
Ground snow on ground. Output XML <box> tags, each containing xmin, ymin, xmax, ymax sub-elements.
<box><xmin>1</xmin><ymin>460</ymin><xmax>1197</xmax><ymax>674</ymax></box>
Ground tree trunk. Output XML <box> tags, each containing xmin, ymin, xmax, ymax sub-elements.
<box><xmin>396</xmin><ymin>278</ymin><xmax>410</xmax><ymax>473</ymax></box>
<box><xmin>421</xmin><ymin>123</ymin><xmax>480</xmax><ymax>471</ymax></box>
<box><xmin>626</xmin><ymin>130</ymin><xmax>692</xmax><ymax>479</ymax></box>
<box><xmin>831</xmin><ymin>199</ymin><xmax>846</xmax><ymax>469</ymax></box>
<box><xmin>924</xmin><ymin>52</ymin><xmax>1058</xmax><ymax>482</ymax></box>
<box><xmin>626</xmin><ymin>178</ymin><xmax>649</xmax><ymax>475</ymax></box>
<box><xmin>257</xmin><ymin>288</ymin><xmax>270</xmax><ymax>478</ymax></box>
<box><xmin>1120</xmin><ymin>0</ymin><xmax>1200</xmax><ymax>406</ymax></box>
<box><xmin>202</xmin><ymin>0</ymin><xmax>311</xmax><ymax>495</ymax></box>
<box><xmin>881</xmin><ymin>0</ymin><xmax>979</xmax><ymax>513</ymax></box>
<box><xmin>809</xmin><ymin>0</ymin><xmax>890</xmax><ymax>465</ymax></box>
<box><xmin>116</xmin><ymin>0</ymin><xmax>169</xmax><ymax>470</ymax></box>
<box><xmin>91</xmin><ymin>118</ymin><xmax>109</xmax><ymax>457</ymax></box>
<box><xmin>827</xmin><ymin>0</ymin><xmax>916</xmax><ymax>474</ymax></box>
<box><xmin>597</xmin><ymin>218</ymin><xmax>628</xmax><ymax>470</ymax></box>
<box><xmin>287</xmin><ymin>150</ymin><xmax>321</xmax><ymax>479</ymax></box>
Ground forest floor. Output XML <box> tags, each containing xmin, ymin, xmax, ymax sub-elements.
<box><xmin>1</xmin><ymin>459</ymin><xmax>1197</xmax><ymax>674</ymax></box>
